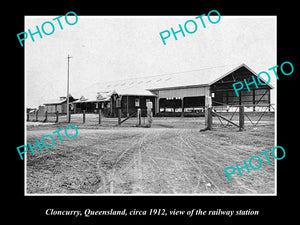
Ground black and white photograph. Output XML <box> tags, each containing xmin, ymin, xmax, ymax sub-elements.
<box><xmin>24</xmin><ymin>15</ymin><xmax>276</xmax><ymax>195</ymax></box>
<box><xmin>14</xmin><ymin>5</ymin><xmax>297</xmax><ymax>224</ymax></box>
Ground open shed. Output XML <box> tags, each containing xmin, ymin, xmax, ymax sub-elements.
<box><xmin>150</xmin><ymin>64</ymin><xmax>272</xmax><ymax>116</ymax></box>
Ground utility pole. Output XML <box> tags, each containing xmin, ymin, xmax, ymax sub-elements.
<box><xmin>67</xmin><ymin>54</ymin><xmax>72</xmax><ymax>123</ymax></box>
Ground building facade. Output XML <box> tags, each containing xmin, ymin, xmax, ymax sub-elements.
<box><xmin>44</xmin><ymin>96</ymin><xmax>76</xmax><ymax>114</ymax></box>
<box><xmin>48</xmin><ymin>64</ymin><xmax>272</xmax><ymax>117</ymax></box>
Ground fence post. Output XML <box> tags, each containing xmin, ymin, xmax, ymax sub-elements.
<box><xmin>137</xmin><ymin>108</ymin><xmax>141</xmax><ymax>126</ymax></box>
<box><xmin>207</xmin><ymin>107</ymin><xmax>212</xmax><ymax>130</ymax></box>
<box><xmin>146</xmin><ymin>102</ymin><xmax>153</xmax><ymax>128</ymax></box>
<box><xmin>205</xmin><ymin>96</ymin><xmax>212</xmax><ymax>130</ymax></box>
<box><xmin>55</xmin><ymin>111</ymin><xmax>59</xmax><ymax>123</ymax></box>
<box><xmin>35</xmin><ymin>110</ymin><xmax>39</xmax><ymax>121</ymax></box>
<box><xmin>118</xmin><ymin>108</ymin><xmax>122</xmax><ymax>125</ymax></box>
<box><xmin>147</xmin><ymin>108</ymin><xmax>153</xmax><ymax>128</ymax></box>
<box><xmin>98</xmin><ymin>109</ymin><xmax>102</xmax><ymax>124</ymax></box>
<box><xmin>201</xmin><ymin>107</ymin><xmax>212</xmax><ymax>131</ymax></box>
<box><xmin>83</xmin><ymin>110</ymin><xmax>85</xmax><ymax>123</ymax></box>
<box><xmin>239</xmin><ymin>105</ymin><xmax>245</xmax><ymax>131</ymax></box>
<box><xmin>44</xmin><ymin>111</ymin><xmax>47</xmax><ymax>122</ymax></box>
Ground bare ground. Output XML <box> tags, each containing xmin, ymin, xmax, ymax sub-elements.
<box><xmin>26</xmin><ymin>116</ymin><xmax>275</xmax><ymax>194</ymax></box>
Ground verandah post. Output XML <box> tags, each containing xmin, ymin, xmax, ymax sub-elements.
<box><xmin>35</xmin><ymin>110</ymin><xmax>39</xmax><ymax>121</ymax></box>
<box><xmin>137</xmin><ymin>108</ymin><xmax>141</xmax><ymax>126</ymax></box>
<box><xmin>55</xmin><ymin>110</ymin><xmax>59</xmax><ymax>123</ymax></box>
<box><xmin>118</xmin><ymin>108</ymin><xmax>122</xmax><ymax>125</ymax></box>
<box><xmin>44</xmin><ymin>111</ymin><xmax>48</xmax><ymax>122</ymax></box>
<box><xmin>181</xmin><ymin>98</ymin><xmax>184</xmax><ymax>117</ymax></box>
<box><xmin>98</xmin><ymin>109</ymin><xmax>102</xmax><ymax>124</ymax></box>
<box><xmin>83</xmin><ymin>110</ymin><xmax>85</xmax><ymax>123</ymax></box>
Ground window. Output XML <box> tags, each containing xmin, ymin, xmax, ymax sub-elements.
<box><xmin>135</xmin><ymin>98</ymin><xmax>140</xmax><ymax>107</ymax></box>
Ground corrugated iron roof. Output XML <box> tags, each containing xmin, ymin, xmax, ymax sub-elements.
<box><xmin>71</xmin><ymin>64</ymin><xmax>272</xmax><ymax>102</ymax></box>
<box><xmin>74</xmin><ymin>64</ymin><xmax>243</xmax><ymax>100</ymax></box>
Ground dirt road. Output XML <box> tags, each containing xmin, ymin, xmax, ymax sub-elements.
<box><xmin>26</xmin><ymin>120</ymin><xmax>275</xmax><ymax>194</ymax></box>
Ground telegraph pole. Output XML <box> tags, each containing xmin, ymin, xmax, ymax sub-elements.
<box><xmin>67</xmin><ymin>54</ymin><xmax>72</xmax><ymax>123</ymax></box>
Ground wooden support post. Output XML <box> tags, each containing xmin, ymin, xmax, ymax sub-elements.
<box><xmin>126</xmin><ymin>96</ymin><xmax>129</xmax><ymax>117</ymax></box>
<box><xmin>239</xmin><ymin>105</ymin><xmax>245</xmax><ymax>131</ymax></box>
<box><xmin>201</xmin><ymin>107</ymin><xmax>212</xmax><ymax>131</ymax></box>
<box><xmin>118</xmin><ymin>108</ymin><xmax>122</xmax><ymax>125</ymax></box>
<box><xmin>55</xmin><ymin>111</ymin><xmax>59</xmax><ymax>123</ymax></box>
<box><xmin>83</xmin><ymin>110</ymin><xmax>85</xmax><ymax>123</ymax></box>
<box><xmin>205</xmin><ymin>107</ymin><xmax>208</xmax><ymax>128</ymax></box>
<box><xmin>68</xmin><ymin>110</ymin><xmax>71</xmax><ymax>123</ymax></box>
<box><xmin>137</xmin><ymin>108</ymin><xmax>141</xmax><ymax>126</ymax></box>
<box><xmin>181</xmin><ymin>98</ymin><xmax>184</xmax><ymax>117</ymax></box>
<box><xmin>147</xmin><ymin>109</ymin><xmax>153</xmax><ymax>128</ymax></box>
<box><xmin>201</xmin><ymin>95</ymin><xmax>213</xmax><ymax>132</ymax></box>
<box><xmin>146</xmin><ymin>102</ymin><xmax>153</xmax><ymax>128</ymax></box>
<box><xmin>44</xmin><ymin>111</ymin><xmax>47</xmax><ymax>122</ymax></box>
<box><xmin>207</xmin><ymin>107</ymin><xmax>212</xmax><ymax>130</ymax></box>
<box><xmin>155</xmin><ymin>97</ymin><xmax>159</xmax><ymax>116</ymax></box>
<box><xmin>35</xmin><ymin>110</ymin><xmax>39</xmax><ymax>121</ymax></box>
<box><xmin>98</xmin><ymin>109</ymin><xmax>102</xmax><ymax>124</ymax></box>
<box><xmin>110</xmin><ymin>99</ymin><xmax>113</xmax><ymax>117</ymax></box>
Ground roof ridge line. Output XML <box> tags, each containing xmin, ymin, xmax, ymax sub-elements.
<box><xmin>91</xmin><ymin>63</ymin><xmax>240</xmax><ymax>86</ymax></box>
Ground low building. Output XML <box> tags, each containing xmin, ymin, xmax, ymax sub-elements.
<box><xmin>72</xmin><ymin>89</ymin><xmax>156</xmax><ymax>117</ymax></box>
<box><xmin>44</xmin><ymin>96</ymin><xmax>76</xmax><ymax>114</ymax></box>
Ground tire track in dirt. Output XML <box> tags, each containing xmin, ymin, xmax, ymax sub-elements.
<box><xmin>155</xmin><ymin>129</ymin><xmax>226</xmax><ymax>193</ymax></box>
<box><xmin>27</xmin><ymin>120</ymin><xmax>274</xmax><ymax>194</ymax></box>
<box><xmin>182</xmin><ymin>129</ymin><xmax>274</xmax><ymax>194</ymax></box>
<box><xmin>166</xmin><ymin>129</ymin><xmax>254</xmax><ymax>194</ymax></box>
<box><xmin>177</xmin><ymin>129</ymin><xmax>225</xmax><ymax>193</ymax></box>
<box><xmin>183</xmin><ymin>130</ymin><xmax>252</xmax><ymax>193</ymax></box>
<box><xmin>143</xmin><ymin>128</ymin><xmax>208</xmax><ymax>193</ymax></box>
<box><xmin>96</xmin><ymin>131</ymin><xmax>159</xmax><ymax>193</ymax></box>
<box><xmin>133</xmin><ymin>129</ymin><xmax>196</xmax><ymax>194</ymax></box>
<box><xmin>96</xmin><ymin>135</ymin><xmax>140</xmax><ymax>193</ymax></box>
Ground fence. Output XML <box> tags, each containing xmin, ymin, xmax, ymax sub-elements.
<box><xmin>27</xmin><ymin>110</ymin><xmax>60</xmax><ymax>123</ymax></box>
<box><xmin>27</xmin><ymin>108</ymin><xmax>153</xmax><ymax>127</ymax></box>
<box><xmin>201</xmin><ymin>104</ymin><xmax>275</xmax><ymax>131</ymax></box>
<box><xmin>27</xmin><ymin>104</ymin><xmax>274</xmax><ymax>130</ymax></box>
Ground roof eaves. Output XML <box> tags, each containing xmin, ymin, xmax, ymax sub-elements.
<box><xmin>148</xmin><ymin>84</ymin><xmax>209</xmax><ymax>91</ymax></box>
<box><xmin>243</xmin><ymin>64</ymin><xmax>274</xmax><ymax>89</ymax></box>
<box><xmin>208</xmin><ymin>64</ymin><xmax>245</xmax><ymax>86</ymax></box>
<box><xmin>44</xmin><ymin>99</ymin><xmax>66</xmax><ymax>105</ymax></box>
<box><xmin>209</xmin><ymin>63</ymin><xmax>274</xmax><ymax>89</ymax></box>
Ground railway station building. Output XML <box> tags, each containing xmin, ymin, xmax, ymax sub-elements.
<box><xmin>70</xmin><ymin>64</ymin><xmax>273</xmax><ymax>117</ymax></box>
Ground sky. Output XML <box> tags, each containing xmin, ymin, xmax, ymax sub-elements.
<box><xmin>25</xmin><ymin>15</ymin><xmax>276</xmax><ymax>108</ymax></box>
